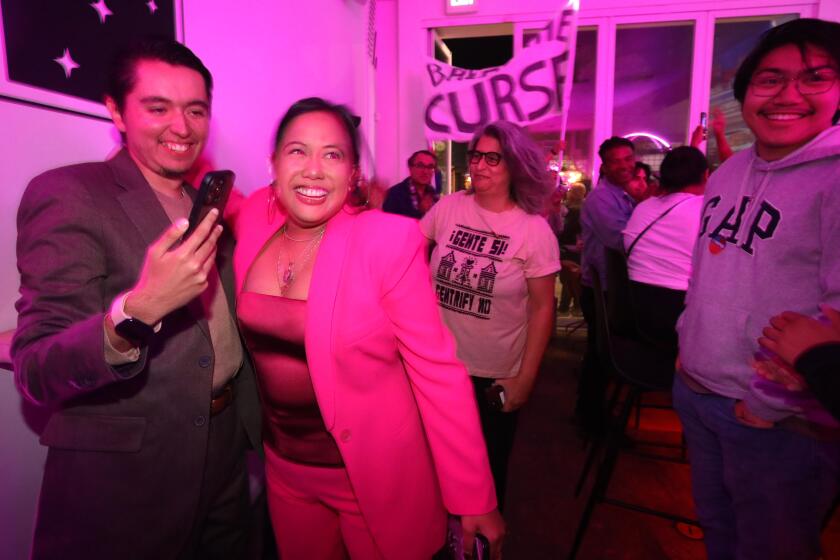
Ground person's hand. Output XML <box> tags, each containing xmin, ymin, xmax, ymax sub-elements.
<box><xmin>495</xmin><ymin>376</ymin><xmax>533</xmax><ymax>412</ymax></box>
<box><xmin>751</xmin><ymin>356</ymin><xmax>806</xmax><ymax>392</ymax></box>
<box><xmin>690</xmin><ymin>124</ymin><xmax>705</xmax><ymax>147</ymax></box>
<box><xmin>710</xmin><ymin>106</ymin><xmax>727</xmax><ymax>137</ymax></box>
<box><xmin>758</xmin><ymin>306</ymin><xmax>840</xmax><ymax>364</ymax></box>
<box><xmin>462</xmin><ymin>509</ymin><xmax>505</xmax><ymax>560</ymax></box>
<box><xmin>126</xmin><ymin>209</ymin><xmax>223</xmax><ymax>325</ymax></box>
<box><xmin>734</xmin><ymin>400</ymin><xmax>774</xmax><ymax>429</ymax></box>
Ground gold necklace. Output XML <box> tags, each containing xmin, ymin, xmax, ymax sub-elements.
<box><xmin>276</xmin><ymin>225</ymin><xmax>325</xmax><ymax>295</ymax></box>
<box><xmin>283</xmin><ymin>226</ymin><xmax>326</xmax><ymax>242</ymax></box>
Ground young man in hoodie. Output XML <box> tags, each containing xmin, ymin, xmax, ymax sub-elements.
<box><xmin>673</xmin><ymin>18</ymin><xmax>840</xmax><ymax>560</ymax></box>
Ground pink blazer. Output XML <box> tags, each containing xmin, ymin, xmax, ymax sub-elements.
<box><xmin>234</xmin><ymin>188</ymin><xmax>496</xmax><ymax>559</ymax></box>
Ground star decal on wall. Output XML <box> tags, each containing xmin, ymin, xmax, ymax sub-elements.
<box><xmin>53</xmin><ymin>48</ymin><xmax>80</xmax><ymax>79</ymax></box>
<box><xmin>89</xmin><ymin>0</ymin><xmax>113</xmax><ymax>24</ymax></box>
<box><xmin>146</xmin><ymin>0</ymin><xmax>158</xmax><ymax>14</ymax></box>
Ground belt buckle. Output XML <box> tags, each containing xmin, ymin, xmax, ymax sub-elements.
<box><xmin>210</xmin><ymin>383</ymin><xmax>234</xmax><ymax>416</ymax></box>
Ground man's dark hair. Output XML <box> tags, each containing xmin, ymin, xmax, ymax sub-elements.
<box><xmin>659</xmin><ymin>146</ymin><xmax>708</xmax><ymax>193</ymax></box>
<box><xmin>733</xmin><ymin>18</ymin><xmax>840</xmax><ymax>124</ymax></box>
<box><xmin>105</xmin><ymin>37</ymin><xmax>213</xmax><ymax>111</ymax></box>
<box><xmin>598</xmin><ymin>136</ymin><xmax>635</xmax><ymax>160</ymax></box>
<box><xmin>407</xmin><ymin>150</ymin><xmax>436</xmax><ymax>168</ymax></box>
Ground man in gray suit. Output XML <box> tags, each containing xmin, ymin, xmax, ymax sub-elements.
<box><xmin>12</xmin><ymin>39</ymin><xmax>261</xmax><ymax>559</ymax></box>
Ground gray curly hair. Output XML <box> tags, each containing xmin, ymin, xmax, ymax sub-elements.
<box><xmin>469</xmin><ymin>121</ymin><xmax>553</xmax><ymax>215</ymax></box>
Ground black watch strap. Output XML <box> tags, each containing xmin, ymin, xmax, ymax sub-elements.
<box><xmin>114</xmin><ymin>317</ymin><xmax>155</xmax><ymax>342</ymax></box>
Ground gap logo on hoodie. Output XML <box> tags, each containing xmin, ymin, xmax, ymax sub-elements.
<box><xmin>699</xmin><ymin>195</ymin><xmax>781</xmax><ymax>255</ymax></box>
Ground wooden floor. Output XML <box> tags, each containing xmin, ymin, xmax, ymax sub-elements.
<box><xmin>502</xmin><ymin>320</ymin><xmax>840</xmax><ymax>559</ymax></box>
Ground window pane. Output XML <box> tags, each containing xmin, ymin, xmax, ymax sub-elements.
<box><xmin>526</xmin><ymin>28</ymin><xmax>597</xmax><ymax>188</ymax></box>
<box><xmin>613</xmin><ymin>22</ymin><xmax>694</xmax><ymax>171</ymax></box>
<box><xmin>708</xmin><ymin>15</ymin><xmax>797</xmax><ymax>167</ymax></box>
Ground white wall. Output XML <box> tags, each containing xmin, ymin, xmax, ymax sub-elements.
<box><xmin>184</xmin><ymin>0</ymin><xmax>370</xmax><ymax>193</ymax></box>
<box><xmin>0</xmin><ymin>2</ymin><xmax>370</xmax><ymax>557</ymax></box>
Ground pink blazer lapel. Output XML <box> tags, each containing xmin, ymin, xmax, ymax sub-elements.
<box><xmin>305</xmin><ymin>208</ymin><xmax>355</xmax><ymax>430</ymax></box>
<box><xmin>234</xmin><ymin>188</ymin><xmax>285</xmax><ymax>296</ymax></box>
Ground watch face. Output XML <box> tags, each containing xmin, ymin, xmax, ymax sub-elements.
<box><xmin>114</xmin><ymin>318</ymin><xmax>154</xmax><ymax>342</ymax></box>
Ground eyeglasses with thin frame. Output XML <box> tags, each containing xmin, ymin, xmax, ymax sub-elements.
<box><xmin>410</xmin><ymin>163</ymin><xmax>437</xmax><ymax>170</ymax></box>
<box><xmin>749</xmin><ymin>67</ymin><xmax>839</xmax><ymax>97</ymax></box>
<box><xmin>467</xmin><ymin>150</ymin><xmax>503</xmax><ymax>167</ymax></box>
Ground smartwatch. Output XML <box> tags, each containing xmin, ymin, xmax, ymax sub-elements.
<box><xmin>110</xmin><ymin>292</ymin><xmax>160</xmax><ymax>343</ymax></box>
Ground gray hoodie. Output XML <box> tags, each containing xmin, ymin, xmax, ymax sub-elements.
<box><xmin>678</xmin><ymin>126</ymin><xmax>840</xmax><ymax>425</ymax></box>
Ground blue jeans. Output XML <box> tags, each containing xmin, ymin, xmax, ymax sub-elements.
<box><xmin>672</xmin><ymin>375</ymin><xmax>840</xmax><ymax>560</ymax></box>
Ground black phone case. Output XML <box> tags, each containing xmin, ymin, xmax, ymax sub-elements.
<box><xmin>484</xmin><ymin>384</ymin><xmax>504</xmax><ymax>411</ymax></box>
<box><xmin>184</xmin><ymin>170</ymin><xmax>235</xmax><ymax>238</ymax></box>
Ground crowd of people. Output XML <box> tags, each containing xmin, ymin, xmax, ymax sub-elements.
<box><xmin>4</xmin><ymin>15</ymin><xmax>840</xmax><ymax>560</ymax></box>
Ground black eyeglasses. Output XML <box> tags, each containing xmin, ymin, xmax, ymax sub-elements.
<box><xmin>749</xmin><ymin>67</ymin><xmax>838</xmax><ymax>97</ymax></box>
<box><xmin>410</xmin><ymin>163</ymin><xmax>436</xmax><ymax>170</ymax></box>
<box><xmin>467</xmin><ymin>150</ymin><xmax>503</xmax><ymax>167</ymax></box>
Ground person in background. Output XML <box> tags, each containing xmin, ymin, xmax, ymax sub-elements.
<box><xmin>233</xmin><ymin>97</ymin><xmax>504</xmax><ymax>559</ymax></box>
<box><xmin>634</xmin><ymin>161</ymin><xmax>660</xmax><ymax>197</ymax></box>
<box><xmin>622</xmin><ymin>146</ymin><xmax>708</xmax><ymax>359</ymax></box>
<box><xmin>557</xmin><ymin>183</ymin><xmax>586</xmax><ymax>316</ymax></box>
<box><xmin>382</xmin><ymin>149</ymin><xmax>440</xmax><ymax>219</ymax></box>
<box><xmin>421</xmin><ymin>121</ymin><xmax>559</xmax><ymax>510</ymax></box>
<box><xmin>545</xmin><ymin>187</ymin><xmax>568</xmax><ymax>245</ymax></box>
<box><xmin>12</xmin><ymin>38</ymin><xmax>261</xmax><ymax>559</ymax></box>
<box><xmin>576</xmin><ymin>136</ymin><xmax>637</xmax><ymax>437</ymax></box>
<box><xmin>625</xmin><ymin>175</ymin><xmax>651</xmax><ymax>203</ymax></box>
<box><xmin>691</xmin><ymin>106</ymin><xmax>735</xmax><ymax>164</ymax></box>
<box><xmin>674</xmin><ymin>18</ymin><xmax>840</xmax><ymax>560</ymax></box>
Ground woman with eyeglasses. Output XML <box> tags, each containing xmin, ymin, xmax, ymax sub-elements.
<box><xmin>420</xmin><ymin>121</ymin><xmax>559</xmax><ymax>509</ymax></box>
<box><xmin>233</xmin><ymin>98</ymin><xmax>504</xmax><ymax>559</ymax></box>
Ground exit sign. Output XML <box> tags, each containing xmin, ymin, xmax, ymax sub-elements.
<box><xmin>446</xmin><ymin>0</ymin><xmax>478</xmax><ymax>14</ymax></box>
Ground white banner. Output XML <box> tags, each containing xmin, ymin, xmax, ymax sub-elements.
<box><xmin>424</xmin><ymin>1</ymin><xmax>580</xmax><ymax>142</ymax></box>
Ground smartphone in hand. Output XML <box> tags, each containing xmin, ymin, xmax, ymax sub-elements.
<box><xmin>184</xmin><ymin>170</ymin><xmax>235</xmax><ymax>239</ymax></box>
<box><xmin>700</xmin><ymin>111</ymin><xmax>708</xmax><ymax>139</ymax></box>
<box><xmin>484</xmin><ymin>384</ymin><xmax>506</xmax><ymax>411</ymax></box>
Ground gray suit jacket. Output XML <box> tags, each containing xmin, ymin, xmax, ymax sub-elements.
<box><xmin>13</xmin><ymin>150</ymin><xmax>261</xmax><ymax>559</ymax></box>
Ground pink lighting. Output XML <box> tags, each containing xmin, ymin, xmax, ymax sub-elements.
<box><xmin>623</xmin><ymin>131</ymin><xmax>672</xmax><ymax>150</ymax></box>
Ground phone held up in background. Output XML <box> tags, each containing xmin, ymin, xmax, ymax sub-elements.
<box><xmin>700</xmin><ymin>111</ymin><xmax>708</xmax><ymax>140</ymax></box>
<box><xmin>183</xmin><ymin>170</ymin><xmax>235</xmax><ymax>239</ymax></box>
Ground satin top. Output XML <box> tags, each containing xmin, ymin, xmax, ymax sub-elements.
<box><xmin>237</xmin><ymin>292</ymin><xmax>343</xmax><ymax>466</ymax></box>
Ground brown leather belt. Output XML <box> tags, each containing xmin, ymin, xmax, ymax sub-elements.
<box><xmin>210</xmin><ymin>382</ymin><xmax>235</xmax><ymax>416</ymax></box>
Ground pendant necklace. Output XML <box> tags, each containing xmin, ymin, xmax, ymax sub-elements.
<box><xmin>276</xmin><ymin>225</ymin><xmax>326</xmax><ymax>295</ymax></box>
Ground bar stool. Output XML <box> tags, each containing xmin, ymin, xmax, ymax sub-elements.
<box><xmin>567</xmin><ymin>267</ymin><xmax>699</xmax><ymax>560</ymax></box>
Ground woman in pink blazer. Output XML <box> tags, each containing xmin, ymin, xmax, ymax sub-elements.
<box><xmin>233</xmin><ymin>97</ymin><xmax>504</xmax><ymax>559</ymax></box>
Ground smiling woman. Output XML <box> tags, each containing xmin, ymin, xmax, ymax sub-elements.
<box><xmin>231</xmin><ymin>97</ymin><xmax>505</xmax><ymax>559</ymax></box>
<box><xmin>420</xmin><ymin>120</ymin><xmax>560</xmax><ymax>509</ymax></box>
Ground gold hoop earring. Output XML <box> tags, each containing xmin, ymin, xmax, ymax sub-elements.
<box><xmin>267</xmin><ymin>186</ymin><xmax>278</xmax><ymax>224</ymax></box>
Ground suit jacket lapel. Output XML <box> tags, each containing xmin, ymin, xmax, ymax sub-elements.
<box><xmin>306</xmin><ymin>208</ymin><xmax>354</xmax><ymax>430</ymax></box>
<box><xmin>107</xmin><ymin>150</ymin><xmax>211</xmax><ymax>343</ymax></box>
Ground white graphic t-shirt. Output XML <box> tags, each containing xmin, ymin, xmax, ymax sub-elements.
<box><xmin>420</xmin><ymin>191</ymin><xmax>560</xmax><ymax>379</ymax></box>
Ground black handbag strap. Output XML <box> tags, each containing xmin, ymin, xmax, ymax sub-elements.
<box><xmin>625</xmin><ymin>197</ymin><xmax>693</xmax><ymax>257</ymax></box>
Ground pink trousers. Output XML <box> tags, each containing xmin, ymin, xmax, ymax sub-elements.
<box><xmin>264</xmin><ymin>445</ymin><xmax>384</xmax><ymax>560</ymax></box>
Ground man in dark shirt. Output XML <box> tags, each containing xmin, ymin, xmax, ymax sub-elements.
<box><xmin>575</xmin><ymin>136</ymin><xmax>637</xmax><ymax>436</ymax></box>
<box><xmin>383</xmin><ymin>149</ymin><xmax>440</xmax><ymax>219</ymax></box>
